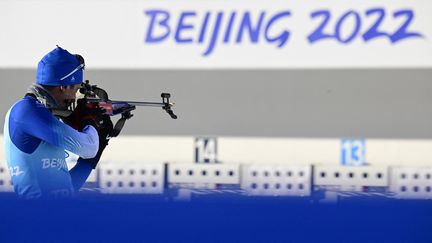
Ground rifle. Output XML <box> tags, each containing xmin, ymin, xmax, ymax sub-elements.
<box><xmin>54</xmin><ymin>80</ymin><xmax>177</xmax><ymax>137</ymax></box>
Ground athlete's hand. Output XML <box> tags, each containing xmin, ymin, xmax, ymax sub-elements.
<box><xmin>78</xmin><ymin>115</ymin><xmax>113</xmax><ymax>169</ymax></box>
<box><xmin>64</xmin><ymin>99</ymin><xmax>105</xmax><ymax>131</ymax></box>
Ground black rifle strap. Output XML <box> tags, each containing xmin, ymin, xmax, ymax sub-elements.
<box><xmin>110</xmin><ymin>112</ymin><xmax>133</xmax><ymax>137</ymax></box>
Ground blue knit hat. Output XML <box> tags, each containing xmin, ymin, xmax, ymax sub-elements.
<box><xmin>36</xmin><ymin>46</ymin><xmax>84</xmax><ymax>86</ymax></box>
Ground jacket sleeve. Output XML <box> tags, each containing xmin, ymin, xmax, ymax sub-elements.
<box><xmin>69</xmin><ymin>160</ymin><xmax>93</xmax><ymax>191</ymax></box>
<box><xmin>12</xmin><ymin>99</ymin><xmax>99</xmax><ymax>159</ymax></box>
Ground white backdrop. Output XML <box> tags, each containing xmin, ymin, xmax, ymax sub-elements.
<box><xmin>0</xmin><ymin>0</ymin><xmax>431</xmax><ymax>69</ymax></box>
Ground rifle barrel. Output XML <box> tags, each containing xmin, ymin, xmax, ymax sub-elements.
<box><xmin>111</xmin><ymin>100</ymin><xmax>174</xmax><ymax>107</ymax></box>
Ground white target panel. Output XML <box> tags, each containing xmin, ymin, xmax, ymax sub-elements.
<box><xmin>241</xmin><ymin>164</ymin><xmax>311</xmax><ymax>196</ymax></box>
<box><xmin>99</xmin><ymin>162</ymin><xmax>164</xmax><ymax>194</ymax></box>
<box><xmin>0</xmin><ymin>162</ymin><xmax>13</xmax><ymax>192</ymax></box>
<box><xmin>389</xmin><ymin>167</ymin><xmax>432</xmax><ymax>199</ymax></box>
<box><xmin>168</xmin><ymin>163</ymin><xmax>240</xmax><ymax>184</ymax></box>
<box><xmin>314</xmin><ymin>165</ymin><xmax>389</xmax><ymax>187</ymax></box>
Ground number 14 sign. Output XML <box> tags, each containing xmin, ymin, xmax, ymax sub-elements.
<box><xmin>195</xmin><ymin>137</ymin><xmax>218</xmax><ymax>163</ymax></box>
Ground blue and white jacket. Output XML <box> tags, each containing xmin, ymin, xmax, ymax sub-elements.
<box><xmin>3</xmin><ymin>85</ymin><xmax>99</xmax><ymax>199</ymax></box>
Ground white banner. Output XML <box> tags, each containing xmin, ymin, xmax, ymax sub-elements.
<box><xmin>0</xmin><ymin>0</ymin><xmax>431</xmax><ymax>69</ymax></box>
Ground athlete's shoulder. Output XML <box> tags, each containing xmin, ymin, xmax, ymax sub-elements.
<box><xmin>9</xmin><ymin>96</ymin><xmax>50</xmax><ymax>120</ymax></box>
<box><xmin>15</xmin><ymin>96</ymin><xmax>46</xmax><ymax>108</ymax></box>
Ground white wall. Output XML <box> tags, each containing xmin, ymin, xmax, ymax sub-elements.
<box><xmin>2</xmin><ymin>136</ymin><xmax>431</xmax><ymax>167</ymax></box>
<box><xmin>0</xmin><ymin>0</ymin><xmax>431</xmax><ymax>69</ymax></box>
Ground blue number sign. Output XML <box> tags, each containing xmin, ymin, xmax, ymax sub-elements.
<box><xmin>341</xmin><ymin>139</ymin><xmax>366</xmax><ymax>166</ymax></box>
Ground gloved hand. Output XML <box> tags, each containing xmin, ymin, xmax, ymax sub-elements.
<box><xmin>64</xmin><ymin>99</ymin><xmax>114</xmax><ymax>169</ymax></box>
<box><xmin>96</xmin><ymin>114</ymin><xmax>114</xmax><ymax>146</ymax></box>
<box><xmin>78</xmin><ymin>114</ymin><xmax>113</xmax><ymax>169</ymax></box>
<box><xmin>64</xmin><ymin>99</ymin><xmax>105</xmax><ymax>131</ymax></box>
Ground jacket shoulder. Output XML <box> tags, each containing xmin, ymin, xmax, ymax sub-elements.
<box><xmin>10</xmin><ymin>96</ymin><xmax>49</xmax><ymax>117</ymax></box>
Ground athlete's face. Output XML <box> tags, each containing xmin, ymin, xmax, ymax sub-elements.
<box><xmin>55</xmin><ymin>84</ymin><xmax>82</xmax><ymax>109</ymax></box>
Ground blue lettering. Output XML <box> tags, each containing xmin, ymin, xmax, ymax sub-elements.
<box><xmin>390</xmin><ymin>9</ymin><xmax>424</xmax><ymax>43</ymax></box>
<box><xmin>264</xmin><ymin>11</ymin><xmax>291</xmax><ymax>47</ymax></box>
<box><xmin>145</xmin><ymin>10</ymin><xmax>170</xmax><ymax>43</ymax></box>
<box><xmin>198</xmin><ymin>12</ymin><xmax>211</xmax><ymax>43</ymax></box>
<box><xmin>223</xmin><ymin>12</ymin><xmax>237</xmax><ymax>43</ymax></box>
<box><xmin>203</xmin><ymin>12</ymin><xmax>223</xmax><ymax>56</ymax></box>
<box><xmin>175</xmin><ymin>11</ymin><xmax>196</xmax><ymax>43</ymax></box>
<box><xmin>362</xmin><ymin>8</ymin><xmax>390</xmax><ymax>42</ymax></box>
<box><xmin>143</xmin><ymin>9</ymin><xmax>295</xmax><ymax>56</ymax></box>
<box><xmin>335</xmin><ymin>11</ymin><xmax>361</xmax><ymax>44</ymax></box>
<box><xmin>236</xmin><ymin>12</ymin><xmax>266</xmax><ymax>43</ymax></box>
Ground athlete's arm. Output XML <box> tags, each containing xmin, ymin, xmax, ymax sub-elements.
<box><xmin>10</xmin><ymin>98</ymin><xmax>99</xmax><ymax>159</ymax></box>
